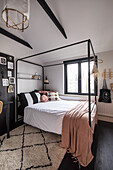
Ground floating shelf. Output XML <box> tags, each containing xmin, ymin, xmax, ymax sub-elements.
<box><xmin>17</xmin><ymin>77</ymin><xmax>39</xmax><ymax>80</ymax></box>
<box><xmin>17</xmin><ymin>72</ymin><xmax>41</xmax><ymax>80</ymax></box>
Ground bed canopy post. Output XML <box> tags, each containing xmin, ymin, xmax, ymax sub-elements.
<box><xmin>16</xmin><ymin>60</ymin><xmax>18</xmax><ymax>97</ymax></box>
<box><xmin>88</xmin><ymin>40</ymin><xmax>91</xmax><ymax>127</ymax></box>
<box><xmin>89</xmin><ymin>40</ymin><xmax>97</xmax><ymax>105</ymax></box>
<box><xmin>16</xmin><ymin>60</ymin><xmax>18</xmax><ymax>122</ymax></box>
<box><xmin>42</xmin><ymin>67</ymin><xmax>44</xmax><ymax>90</ymax></box>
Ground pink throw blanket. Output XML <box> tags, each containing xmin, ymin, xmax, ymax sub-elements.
<box><xmin>61</xmin><ymin>101</ymin><xmax>96</xmax><ymax>167</ymax></box>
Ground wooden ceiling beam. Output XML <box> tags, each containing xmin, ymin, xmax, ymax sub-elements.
<box><xmin>37</xmin><ymin>0</ymin><xmax>67</xmax><ymax>39</ymax></box>
<box><xmin>0</xmin><ymin>27</ymin><xmax>33</xmax><ymax>49</ymax></box>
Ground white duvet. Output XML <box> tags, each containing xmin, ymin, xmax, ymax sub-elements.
<box><xmin>24</xmin><ymin>100</ymin><xmax>96</xmax><ymax>134</ymax></box>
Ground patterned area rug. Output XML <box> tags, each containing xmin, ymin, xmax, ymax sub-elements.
<box><xmin>0</xmin><ymin>124</ymin><xmax>66</xmax><ymax>170</ymax></box>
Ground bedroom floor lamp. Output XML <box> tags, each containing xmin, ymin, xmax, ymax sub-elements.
<box><xmin>44</xmin><ymin>76</ymin><xmax>49</xmax><ymax>90</ymax></box>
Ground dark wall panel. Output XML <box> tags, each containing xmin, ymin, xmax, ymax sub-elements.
<box><xmin>0</xmin><ymin>52</ymin><xmax>15</xmax><ymax>135</ymax></box>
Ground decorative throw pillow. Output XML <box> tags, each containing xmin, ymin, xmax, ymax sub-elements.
<box><xmin>47</xmin><ymin>92</ymin><xmax>59</xmax><ymax>101</ymax></box>
<box><xmin>41</xmin><ymin>95</ymin><xmax>48</xmax><ymax>102</ymax></box>
<box><xmin>19</xmin><ymin>92</ymin><xmax>41</xmax><ymax>109</ymax></box>
<box><xmin>34</xmin><ymin>92</ymin><xmax>41</xmax><ymax>103</ymax></box>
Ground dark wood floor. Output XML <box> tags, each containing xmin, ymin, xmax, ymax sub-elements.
<box><xmin>58</xmin><ymin>121</ymin><xmax>113</xmax><ymax>170</ymax></box>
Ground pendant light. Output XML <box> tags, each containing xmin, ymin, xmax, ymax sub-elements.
<box><xmin>1</xmin><ymin>0</ymin><xmax>30</xmax><ymax>32</ymax></box>
<box><xmin>91</xmin><ymin>57</ymin><xmax>103</xmax><ymax>78</ymax></box>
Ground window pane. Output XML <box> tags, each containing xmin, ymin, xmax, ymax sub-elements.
<box><xmin>81</xmin><ymin>62</ymin><xmax>94</xmax><ymax>93</ymax></box>
<box><xmin>67</xmin><ymin>64</ymin><xmax>78</xmax><ymax>93</ymax></box>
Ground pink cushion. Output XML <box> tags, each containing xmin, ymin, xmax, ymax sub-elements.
<box><xmin>41</xmin><ymin>95</ymin><xmax>48</xmax><ymax>102</ymax></box>
<box><xmin>39</xmin><ymin>90</ymin><xmax>54</xmax><ymax>96</ymax></box>
<box><xmin>39</xmin><ymin>91</ymin><xmax>49</xmax><ymax>96</ymax></box>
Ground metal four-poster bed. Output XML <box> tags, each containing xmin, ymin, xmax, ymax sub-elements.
<box><xmin>16</xmin><ymin>39</ymin><xmax>97</xmax><ymax>127</ymax></box>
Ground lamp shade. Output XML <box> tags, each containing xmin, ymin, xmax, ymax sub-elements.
<box><xmin>1</xmin><ymin>0</ymin><xmax>30</xmax><ymax>31</ymax></box>
<box><xmin>44</xmin><ymin>76</ymin><xmax>49</xmax><ymax>84</ymax></box>
<box><xmin>91</xmin><ymin>63</ymin><xmax>99</xmax><ymax>78</ymax></box>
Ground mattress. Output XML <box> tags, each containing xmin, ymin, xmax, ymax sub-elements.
<box><xmin>24</xmin><ymin>100</ymin><xmax>96</xmax><ymax>134</ymax></box>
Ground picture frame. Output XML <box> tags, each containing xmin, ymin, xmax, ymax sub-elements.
<box><xmin>8</xmin><ymin>62</ymin><xmax>13</xmax><ymax>69</ymax></box>
<box><xmin>8</xmin><ymin>71</ymin><xmax>12</xmax><ymax>77</ymax></box>
<box><xmin>8</xmin><ymin>85</ymin><xmax>14</xmax><ymax>93</ymax></box>
<box><xmin>0</xmin><ymin>57</ymin><xmax>6</xmax><ymax>65</ymax></box>
<box><xmin>2</xmin><ymin>79</ymin><xmax>9</xmax><ymax>86</ymax></box>
<box><xmin>9</xmin><ymin>77</ymin><xmax>15</xmax><ymax>84</ymax></box>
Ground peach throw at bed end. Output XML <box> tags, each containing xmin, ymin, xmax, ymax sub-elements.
<box><xmin>61</xmin><ymin>101</ymin><xmax>96</xmax><ymax>167</ymax></box>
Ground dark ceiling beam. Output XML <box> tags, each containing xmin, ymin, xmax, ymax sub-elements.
<box><xmin>37</xmin><ymin>0</ymin><xmax>67</xmax><ymax>39</ymax></box>
<box><xmin>0</xmin><ymin>27</ymin><xmax>33</xmax><ymax>49</ymax></box>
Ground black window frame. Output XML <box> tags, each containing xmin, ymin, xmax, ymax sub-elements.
<box><xmin>64</xmin><ymin>57</ymin><xmax>98</xmax><ymax>96</ymax></box>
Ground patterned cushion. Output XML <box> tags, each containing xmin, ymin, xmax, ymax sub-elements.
<box><xmin>47</xmin><ymin>92</ymin><xmax>59</xmax><ymax>101</ymax></box>
<box><xmin>41</xmin><ymin>95</ymin><xmax>48</xmax><ymax>102</ymax></box>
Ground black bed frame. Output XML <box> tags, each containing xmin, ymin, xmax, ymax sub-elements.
<box><xmin>16</xmin><ymin>39</ymin><xmax>96</xmax><ymax>127</ymax></box>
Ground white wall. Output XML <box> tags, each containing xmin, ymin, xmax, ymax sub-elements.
<box><xmin>44</xmin><ymin>65</ymin><xmax>64</xmax><ymax>94</ymax></box>
<box><xmin>98</xmin><ymin>50</ymin><xmax>113</xmax><ymax>98</ymax></box>
<box><xmin>18</xmin><ymin>61</ymin><xmax>42</xmax><ymax>93</ymax></box>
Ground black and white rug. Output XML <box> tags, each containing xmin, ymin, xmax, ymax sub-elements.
<box><xmin>0</xmin><ymin>125</ymin><xmax>66</xmax><ymax>170</ymax></box>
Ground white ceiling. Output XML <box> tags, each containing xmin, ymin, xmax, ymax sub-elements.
<box><xmin>0</xmin><ymin>0</ymin><xmax>113</xmax><ymax>64</ymax></box>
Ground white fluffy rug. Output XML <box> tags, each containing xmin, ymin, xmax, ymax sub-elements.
<box><xmin>0</xmin><ymin>124</ymin><xmax>66</xmax><ymax>170</ymax></box>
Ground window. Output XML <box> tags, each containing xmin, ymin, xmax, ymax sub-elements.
<box><xmin>64</xmin><ymin>57</ymin><xmax>97</xmax><ymax>95</ymax></box>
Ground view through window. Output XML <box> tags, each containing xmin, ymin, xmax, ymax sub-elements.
<box><xmin>64</xmin><ymin>58</ymin><xmax>96</xmax><ymax>95</ymax></box>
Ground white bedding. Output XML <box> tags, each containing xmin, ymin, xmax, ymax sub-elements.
<box><xmin>24</xmin><ymin>100</ymin><xmax>96</xmax><ymax>134</ymax></box>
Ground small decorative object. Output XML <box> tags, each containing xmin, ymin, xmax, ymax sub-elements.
<box><xmin>0</xmin><ymin>101</ymin><xmax>3</xmax><ymax>114</ymax></box>
<box><xmin>8</xmin><ymin>56</ymin><xmax>13</xmax><ymax>61</ymax></box>
<box><xmin>38</xmin><ymin>75</ymin><xmax>41</xmax><ymax>80</ymax></box>
<box><xmin>98</xmin><ymin>89</ymin><xmax>111</xmax><ymax>103</ymax></box>
<box><xmin>0</xmin><ymin>57</ymin><xmax>6</xmax><ymax>65</ymax></box>
<box><xmin>8</xmin><ymin>62</ymin><xmax>13</xmax><ymax>69</ymax></box>
<box><xmin>98</xmin><ymin>78</ymin><xmax>111</xmax><ymax>103</ymax></box>
<box><xmin>8</xmin><ymin>71</ymin><xmax>12</xmax><ymax>77</ymax></box>
<box><xmin>110</xmin><ymin>83</ymin><xmax>113</xmax><ymax>91</ymax></box>
<box><xmin>102</xmin><ymin>69</ymin><xmax>113</xmax><ymax>79</ymax></box>
<box><xmin>35</xmin><ymin>72</ymin><xmax>38</xmax><ymax>75</ymax></box>
<box><xmin>8</xmin><ymin>85</ymin><xmax>14</xmax><ymax>93</ymax></box>
<box><xmin>2</xmin><ymin>79</ymin><xmax>9</xmax><ymax>86</ymax></box>
<box><xmin>32</xmin><ymin>75</ymin><xmax>36</xmax><ymax>79</ymax></box>
<box><xmin>9</xmin><ymin>77</ymin><xmax>15</xmax><ymax>84</ymax></box>
<box><xmin>1</xmin><ymin>0</ymin><xmax>30</xmax><ymax>32</ymax></box>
